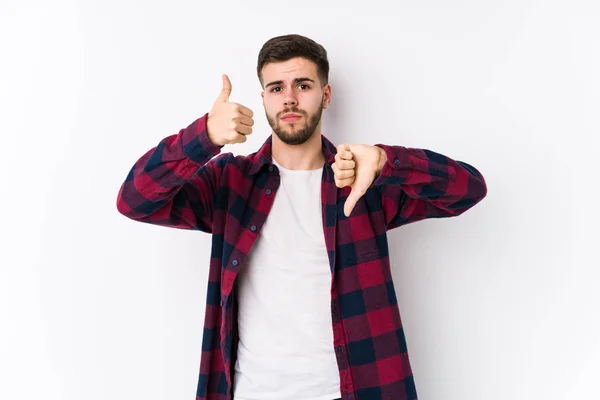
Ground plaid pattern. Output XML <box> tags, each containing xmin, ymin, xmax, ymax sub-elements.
<box><xmin>116</xmin><ymin>113</ymin><xmax>487</xmax><ymax>400</ymax></box>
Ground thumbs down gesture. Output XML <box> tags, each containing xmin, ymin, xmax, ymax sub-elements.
<box><xmin>332</xmin><ymin>144</ymin><xmax>387</xmax><ymax>217</ymax></box>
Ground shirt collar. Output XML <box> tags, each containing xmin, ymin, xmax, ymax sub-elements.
<box><xmin>248</xmin><ymin>134</ymin><xmax>338</xmax><ymax>175</ymax></box>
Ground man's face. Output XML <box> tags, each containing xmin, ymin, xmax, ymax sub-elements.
<box><xmin>261</xmin><ymin>57</ymin><xmax>331</xmax><ymax>145</ymax></box>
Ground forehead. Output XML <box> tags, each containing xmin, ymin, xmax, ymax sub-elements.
<box><xmin>261</xmin><ymin>57</ymin><xmax>318</xmax><ymax>82</ymax></box>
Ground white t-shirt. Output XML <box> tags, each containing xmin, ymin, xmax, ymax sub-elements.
<box><xmin>232</xmin><ymin>158</ymin><xmax>341</xmax><ymax>400</ymax></box>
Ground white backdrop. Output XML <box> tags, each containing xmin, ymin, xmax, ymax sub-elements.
<box><xmin>1</xmin><ymin>0</ymin><xmax>598</xmax><ymax>399</ymax></box>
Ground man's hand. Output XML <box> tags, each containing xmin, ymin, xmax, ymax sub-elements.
<box><xmin>332</xmin><ymin>144</ymin><xmax>387</xmax><ymax>217</ymax></box>
<box><xmin>206</xmin><ymin>74</ymin><xmax>255</xmax><ymax>147</ymax></box>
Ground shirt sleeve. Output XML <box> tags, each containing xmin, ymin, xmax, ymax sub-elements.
<box><xmin>116</xmin><ymin>113</ymin><xmax>229</xmax><ymax>232</ymax></box>
<box><xmin>372</xmin><ymin>144</ymin><xmax>488</xmax><ymax>230</ymax></box>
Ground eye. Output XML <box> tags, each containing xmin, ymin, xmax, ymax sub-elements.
<box><xmin>270</xmin><ymin>84</ymin><xmax>309</xmax><ymax>92</ymax></box>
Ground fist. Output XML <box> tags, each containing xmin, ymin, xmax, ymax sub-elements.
<box><xmin>333</xmin><ymin>144</ymin><xmax>387</xmax><ymax>217</ymax></box>
<box><xmin>332</xmin><ymin>144</ymin><xmax>357</xmax><ymax>189</ymax></box>
<box><xmin>207</xmin><ymin>74</ymin><xmax>254</xmax><ymax>147</ymax></box>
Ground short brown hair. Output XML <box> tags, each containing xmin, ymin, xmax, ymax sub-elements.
<box><xmin>257</xmin><ymin>34</ymin><xmax>329</xmax><ymax>87</ymax></box>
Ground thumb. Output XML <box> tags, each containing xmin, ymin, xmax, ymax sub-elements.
<box><xmin>344</xmin><ymin>188</ymin><xmax>362</xmax><ymax>217</ymax></box>
<box><xmin>216</xmin><ymin>74</ymin><xmax>232</xmax><ymax>103</ymax></box>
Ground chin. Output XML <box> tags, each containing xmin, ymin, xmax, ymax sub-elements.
<box><xmin>267</xmin><ymin>112</ymin><xmax>320</xmax><ymax>145</ymax></box>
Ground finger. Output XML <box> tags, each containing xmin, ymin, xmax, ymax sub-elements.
<box><xmin>336</xmin><ymin>144</ymin><xmax>353</xmax><ymax>161</ymax></box>
<box><xmin>331</xmin><ymin>162</ymin><xmax>339</xmax><ymax>174</ymax></box>
<box><xmin>335</xmin><ymin>176</ymin><xmax>355</xmax><ymax>188</ymax></box>
<box><xmin>235</xmin><ymin>115</ymin><xmax>254</xmax><ymax>127</ymax></box>
<box><xmin>334</xmin><ymin>168</ymin><xmax>355</xmax><ymax>180</ymax></box>
<box><xmin>233</xmin><ymin>103</ymin><xmax>254</xmax><ymax>118</ymax></box>
<box><xmin>236</xmin><ymin>124</ymin><xmax>253</xmax><ymax>135</ymax></box>
<box><xmin>216</xmin><ymin>74</ymin><xmax>232</xmax><ymax>103</ymax></box>
<box><xmin>332</xmin><ymin>162</ymin><xmax>354</xmax><ymax>178</ymax></box>
<box><xmin>333</xmin><ymin>157</ymin><xmax>355</xmax><ymax>171</ymax></box>
<box><xmin>231</xmin><ymin>133</ymin><xmax>248</xmax><ymax>144</ymax></box>
<box><xmin>344</xmin><ymin>190</ymin><xmax>362</xmax><ymax>217</ymax></box>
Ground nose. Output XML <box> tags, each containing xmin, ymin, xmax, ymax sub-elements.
<box><xmin>283</xmin><ymin>92</ymin><xmax>297</xmax><ymax>107</ymax></box>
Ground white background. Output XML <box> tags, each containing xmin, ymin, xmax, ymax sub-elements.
<box><xmin>1</xmin><ymin>0</ymin><xmax>598</xmax><ymax>399</ymax></box>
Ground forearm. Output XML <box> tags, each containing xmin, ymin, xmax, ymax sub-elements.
<box><xmin>116</xmin><ymin>113</ymin><xmax>222</xmax><ymax>229</ymax></box>
<box><xmin>373</xmin><ymin>144</ymin><xmax>487</xmax><ymax>216</ymax></box>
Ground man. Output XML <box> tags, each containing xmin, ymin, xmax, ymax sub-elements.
<box><xmin>116</xmin><ymin>34</ymin><xmax>487</xmax><ymax>400</ymax></box>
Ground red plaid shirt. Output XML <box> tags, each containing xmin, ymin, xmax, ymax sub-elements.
<box><xmin>116</xmin><ymin>113</ymin><xmax>487</xmax><ymax>400</ymax></box>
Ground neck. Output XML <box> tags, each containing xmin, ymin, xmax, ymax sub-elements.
<box><xmin>271</xmin><ymin>126</ymin><xmax>325</xmax><ymax>171</ymax></box>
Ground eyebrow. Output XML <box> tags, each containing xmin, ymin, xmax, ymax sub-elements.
<box><xmin>265</xmin><ymin>77</ymin><xmax>316</xmax><ymax>88</ymax></box>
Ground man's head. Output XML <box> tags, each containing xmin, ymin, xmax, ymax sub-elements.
<box><xmin>257</xmin><ymin>34</ymin><xmax>332</xmax><ymax>145</ymax></box>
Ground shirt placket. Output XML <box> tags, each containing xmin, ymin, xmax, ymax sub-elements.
<box><xmin>322</xmin><ymin>165</ymin><xmax>356</xmax><ymax>399</ymax></box>
<box><xmin>219</xmin><ymin>166</ymin><xmax>281</xmax><ymax>396</ymax></box>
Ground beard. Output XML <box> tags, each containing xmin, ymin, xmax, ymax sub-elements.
<box><xmin>266</xmin><ymin>101</ymin><xmax>324</xmax><ymax>145</ymax></box>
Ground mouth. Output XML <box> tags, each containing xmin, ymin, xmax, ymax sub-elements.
<box><xmin>281</xmin><ymin>113</ymin><xmax>302</xmax><ymax>122</ymax></box>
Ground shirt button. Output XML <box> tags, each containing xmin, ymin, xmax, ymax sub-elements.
<box><xmin>250</xmin><ymin>225</ymin><xmax>257</xmax><ymax>232</ymax></box>
<box><xmin>219</xmin><ymin>300</ymin><xmax>224</xmax><ymax>306</ymax></box>
<box><xmin>232</xmin><ymin>259</ymin><xmax>238</xmax><ymax>266</ymax></box>
<box><xmin>394</xmin><ymin>158</ymin><xmax>400</xmax><ymax>166</ymax></box>
<box><xmin>266</xmin><ymin>189</ymin><xmax>272</xmax><ymax>195</ymax></box>
<box><xmin>268</xmin><ymin>165</ymin><xmax>274</xmax><ymax>172</ymax></box>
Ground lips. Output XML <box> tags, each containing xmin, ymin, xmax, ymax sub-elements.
<box><xmin>281</xmin><ymin>113</ymin><xmax>302</xmax><ymax>122</ymax></box>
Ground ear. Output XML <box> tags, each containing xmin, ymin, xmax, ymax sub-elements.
<box><xmin>322</xmin><ymin>83</ymin><xmax>332</xmax><ymax>109</ymax></box>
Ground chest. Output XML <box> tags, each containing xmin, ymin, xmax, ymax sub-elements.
<box><xmin>216</xmin><ymin>164</ymin><xmax>385</xmax><ymax>298</ymax></box>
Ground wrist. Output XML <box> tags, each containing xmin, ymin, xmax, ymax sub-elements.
<box><xmin>376</xmin><ymin>146</ymin><xmax>387</xmax><ymax>175</ymax></box>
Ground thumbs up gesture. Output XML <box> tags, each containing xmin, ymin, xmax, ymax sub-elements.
<box><xmin>207</xmin><ymin>74</ymin><xmax>255</xmax><ymax>147</ymax></box>
<box><xmin>332</xmin><ymin>144</ymin><xmax>387</xmax><ymax>217</ymax></box>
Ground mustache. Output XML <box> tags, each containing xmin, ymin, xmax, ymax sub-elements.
<box><xmin>278</xmin><ymin>108</ymin><xmax>306</xmax><ymax>117</ymax></box>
